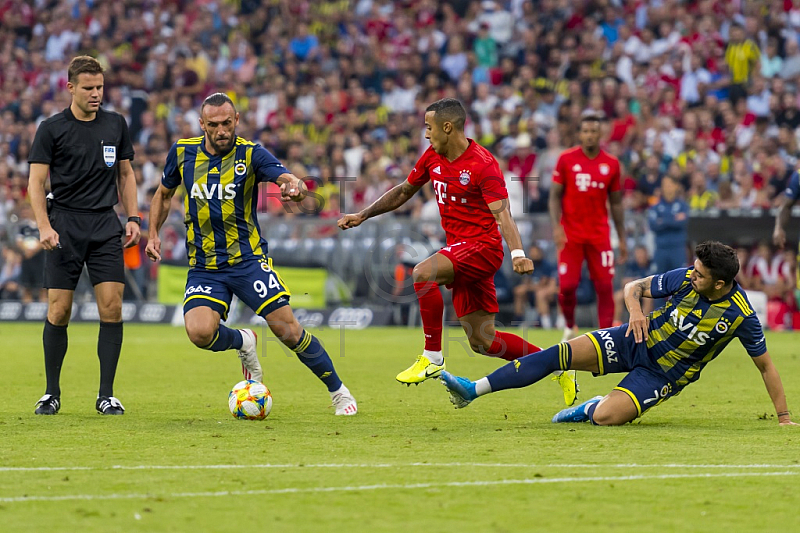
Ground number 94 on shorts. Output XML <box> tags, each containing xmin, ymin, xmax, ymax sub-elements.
<box><xmin>183</xmin><ymin>257</ymin><xmax>292</xmax><ymax>320</ymax></box>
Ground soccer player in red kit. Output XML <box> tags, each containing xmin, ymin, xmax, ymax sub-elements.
<box><xmin>548</xmin><ymin>112</ymin><xmax>628</xmax><ymax>403</ymax></box>
<box><xmin>338</xmin><ymin>98</ymin><xmax>541</xmax><ymax>384</ymax></box>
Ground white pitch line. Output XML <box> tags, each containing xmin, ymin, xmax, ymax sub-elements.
<box><xmin>2</xmin><ymin>462</ymin><xmax>800</xmax><ymax>473</ymax></box>
<box><xmin>0</xmin><ymin>471</ymin><xmax>796</xmax><ymax>503</ymax></box>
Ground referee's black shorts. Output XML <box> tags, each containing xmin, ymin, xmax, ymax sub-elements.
<box><xmin>44</xmin><ymin>208</ymin><xmax>125</xmax><ymax>290</ymax></box>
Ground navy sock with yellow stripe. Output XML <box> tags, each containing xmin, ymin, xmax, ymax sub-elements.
<box><xmin>202</xmin><ymin>325</ymin><xmax>243</xmax><ymax>352</ymax></box>
<box><xmin>486</xmin><ymin>342</ymin><xmax>571</xmax><ymax>392</ymax></box>
<box><xmin>292</xmin><ymin>330</ymin><xmax>342</xmax><ymax>392</ymax></box>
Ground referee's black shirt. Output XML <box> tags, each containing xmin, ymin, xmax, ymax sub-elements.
<box><xmin>28</xmin><ymin>107</ymin><xmax>135</xmax><ymax>212</ymax></box>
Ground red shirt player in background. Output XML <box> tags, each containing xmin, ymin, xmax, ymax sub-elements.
<box><xmin>548</xmin><ymin>112</ymin><xmax>628</xmax><ymax>404</ymax></box>
<box><xmin>339</xmin><ymin>98</ymin><xmax>544</xmax><ymax>385</ymax></box>
<box><xmin>551</xmin><ymin>112</ymin><xmax>628</xmax><ymax>332</ymax></box>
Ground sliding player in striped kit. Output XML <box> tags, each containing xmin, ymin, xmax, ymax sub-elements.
<box><xmin>442</xmin><ymin>241</ymin><xmax>797</xmax><ymax>427</ymax></box>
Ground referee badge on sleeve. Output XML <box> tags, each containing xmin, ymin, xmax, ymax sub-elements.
<box><xmin>103</xmin><ymin>146</ymin><xmax>116</xmax><ymax>167</ymax></box>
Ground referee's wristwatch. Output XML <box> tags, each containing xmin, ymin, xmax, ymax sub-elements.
<box><xmin>127</xmin><ymin>216</ymin><xmax>142</xmax><ymax>226</ymax></box>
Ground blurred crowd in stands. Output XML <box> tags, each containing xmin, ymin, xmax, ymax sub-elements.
<box><xmin>0</xmin><ymin>0</ymin><xmax>799</xmax><ymax>323</ymax></box>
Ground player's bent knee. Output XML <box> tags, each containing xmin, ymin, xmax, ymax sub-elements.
<box><xmin>591</xmin><ymin>403</ymin><xmax>636</xmax><ymax>426</ymax></box>
<box><xmin>411</xmin><ymin>263</ymin><xmax>431</xmax><ymax>283</ymax></box>
<box><xmin>185</xmin><ymin>323</ymin><xmax>215</xmax><ymax>348</ymax></box>
<box><xmin>468</xmin><ymin>335</ymin><xmax>494</xmax><ymax>354</ymax></box>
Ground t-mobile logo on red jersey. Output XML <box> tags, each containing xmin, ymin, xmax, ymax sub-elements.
<box><xmin>575</xmin><ymin>172</ymin><xmax>592</xmax><ymax>192</ymax></box>
<box><xmin>433</xmin><ymin>180</ymin><xmax>447</xmax><ymax>204</ymax></box>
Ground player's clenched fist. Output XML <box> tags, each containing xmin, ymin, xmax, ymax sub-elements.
<box><xmin>338</xmin><ymin>213</ymin><xmax>365</xmax><ymax>230</ymax></box>
<box><xmin>512</xmin><ymin>257</ymin><xmax>534</xmax><ymax>275</ymax></box>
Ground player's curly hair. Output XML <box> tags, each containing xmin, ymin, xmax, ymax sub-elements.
<box><xmin>425</xmin><ymin>98</ymin><xmax>466</xmax><ymax>130</ymax></box>
<box><xmin>695</xmin><ymin>241</ymin><xmax>739</xmax><ymax>284</ymax></box>
<box><xmin>68</xmin><ymin>56</ymin><xmax>104</xmax><ymax>83</ymax></box>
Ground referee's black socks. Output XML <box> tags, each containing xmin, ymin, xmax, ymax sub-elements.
<box><xmin>43</xmin><ymin>319</ymin><xmax>69</xmax><ymax>397</ymax></box>
<box><xmin>98</xmin><ymin>321</ymin><xmax>123</xmax><ymax>398</ymax></box>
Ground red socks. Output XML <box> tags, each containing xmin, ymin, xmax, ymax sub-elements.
<box><xmin>414</xmin><ymin>282</ymin><xmax>443</xmax><ymax>351</ymax></box>
<box><xmin>486</xmin><ymin>331</ymin><xmax>541</xmax><ymax>361</ymax></box>
<box><xmin>558</xmin><ymin>288</ymin><xmax>577</xmax><ymax>329</ymax></box>
<box><xmin>415</xmin><ymin>281</ymin><xmax>542</xmax><ymax>360</ymax></box>
<box><xmin>595</xmin><ymin>280</ymin><xmax>614</xmax><ymax>329</ymax></box>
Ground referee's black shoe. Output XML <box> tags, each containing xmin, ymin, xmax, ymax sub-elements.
<box><xmin>96</xmin><ymin>396</ymin><xmax>125</xmax><ymax>415</ymax></box>
<box><xmin>34</xmin><ymin>394</ymin><xmax>61</xmax><ymax>415</ymax></box>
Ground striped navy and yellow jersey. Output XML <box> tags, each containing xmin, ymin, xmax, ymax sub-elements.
<box><xmin>646</xmin><ymin>267</ymin><xmax>767</xmax><ymax>387</ymax></box>
<box><xmin>162</xmin><ymin>136</ymin><xmax>289</xmax><ymax>269</ymax></box>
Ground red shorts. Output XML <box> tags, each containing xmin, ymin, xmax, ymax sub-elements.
<box><xmin>557</xmin><ymin>239</ymin><xmax>615</xmax><ymax>290</ymax></box>
<box><xmin>438</xmin><ymin>240</ymin><xmax>503</xmax><ymax>317</ymax></box>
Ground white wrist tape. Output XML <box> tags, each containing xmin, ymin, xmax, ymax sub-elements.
<box><xmin>510</xmin><ymin>249</ymin><xmax>526</xmax><ymax>259</ymax></box>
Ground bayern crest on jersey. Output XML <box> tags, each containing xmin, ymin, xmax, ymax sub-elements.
<box><xmin>599</xmin><ymin>163</ymin><xmax>610</xmax><ymax>175</ymax></box>
<box><xmin>459</xmin><ymin>170</ymin><xmax>471</xmax><ymax>185</ymax></box>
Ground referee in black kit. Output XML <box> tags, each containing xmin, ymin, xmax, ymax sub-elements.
<box><xmin>27</xmin><ymin>56</ymin><xmax>140</xmax><ymax>416</ymax></box>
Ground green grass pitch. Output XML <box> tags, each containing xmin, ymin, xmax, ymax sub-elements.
<box><xmin>1</xmin><ymin>323</ymin><xmax>799</xmax><ymax>532</ymax></box>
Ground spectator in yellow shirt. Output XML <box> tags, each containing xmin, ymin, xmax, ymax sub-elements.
<box><xmin>725</xmin><ymin>24</ymin><xmax>760</xmax><ymax>104</ymax></box>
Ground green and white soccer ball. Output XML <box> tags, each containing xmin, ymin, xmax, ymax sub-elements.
<box><xmin>228</xmin><ymin>380</ymin><xmax>272</xmax><ymax>420</ymax></box>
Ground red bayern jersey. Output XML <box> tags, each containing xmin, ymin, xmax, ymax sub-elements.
<box><xmin>553</xmin><ymin>146</ymin><xmax>621</xmax><ymax>244</ymax></box>
<box><xmin>408</xmin><ymin>140</ymin><xmax>508</xmax><ymax>246</ymax></box>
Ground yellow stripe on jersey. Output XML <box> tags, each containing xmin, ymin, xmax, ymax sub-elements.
<box><xmin>178</xmin><ymin>136</ymin><xmax>204</xmax><ymax>144</ymax></box>
<box><xmin>588</xmin><ymin>334</ymin><xmax>604</xmax><ymax>375</ymax></box>
<box><xmin>193</xmin><ymin>153</ymin><xmax>217</xmax><ymax>269</ymax></box>
<box><xmin>676</xmin><ymin>314</ymin><xmax>743</xmax><ymax>387</ymax></box>
<box><xmin>649</xmin><ymin>290</ymin><xmax>699</xmax><ymax>369</ymax></box>
<box><xmin>645</xmin><ymin>326</ymin><xmax>664</xmax><ymax>348</ymax></box>
<box><xmin>731</xmin><ymin>292</ymin><xmax>753</xmax><ymax>316</ymax></box>
<box><xmin>220</xmin><ymin>151</ymin><xmax>241</xmax><ymax>261</ymax></box>
<box><xmin>236</xmin><ymin>138</ymin><xmax>255</xmax><ymax>146</ymax></box>
<box><xmin>670</xmin><ymin>301</ymin><xmax>729</xmax><ymax>385</ymax></box>
<box><xmin>177</xmin><ymin>146</ymin><xmax>199</xmax><ymax>259</ymax></box>
<box><xmin>242</xmin><ymin>147</ymin><xmax>262</xmax><ymax>256</ymax></box>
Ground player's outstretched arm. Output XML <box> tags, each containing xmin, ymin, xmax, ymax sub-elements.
<box><xmin>276</xmin><ymin>173</ymin><xmax>305</xmax><ymax>202</ymax></box>
<box><xmin>623</xmin><ymin>275</ymin><xmax>654</xmax><ymax>343</ymax></box>
<box><xmin>488</xmin><ymin>198</ymin><xmax>533</xmax><ymax>275</ymax></box>
<box><xmin>337</xmin><ymin>180</ymin><xmax>421</xmax><ymax>230</ymax></box>
<box><xmin>751</xmin><ymin>352</ymin><xmax>798</xmax><ymax>426</ymax></box>
<box><xmin>145</xmin><ymin>184</ymin><xmax>177</xmax><ymax>262</ymax></box>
